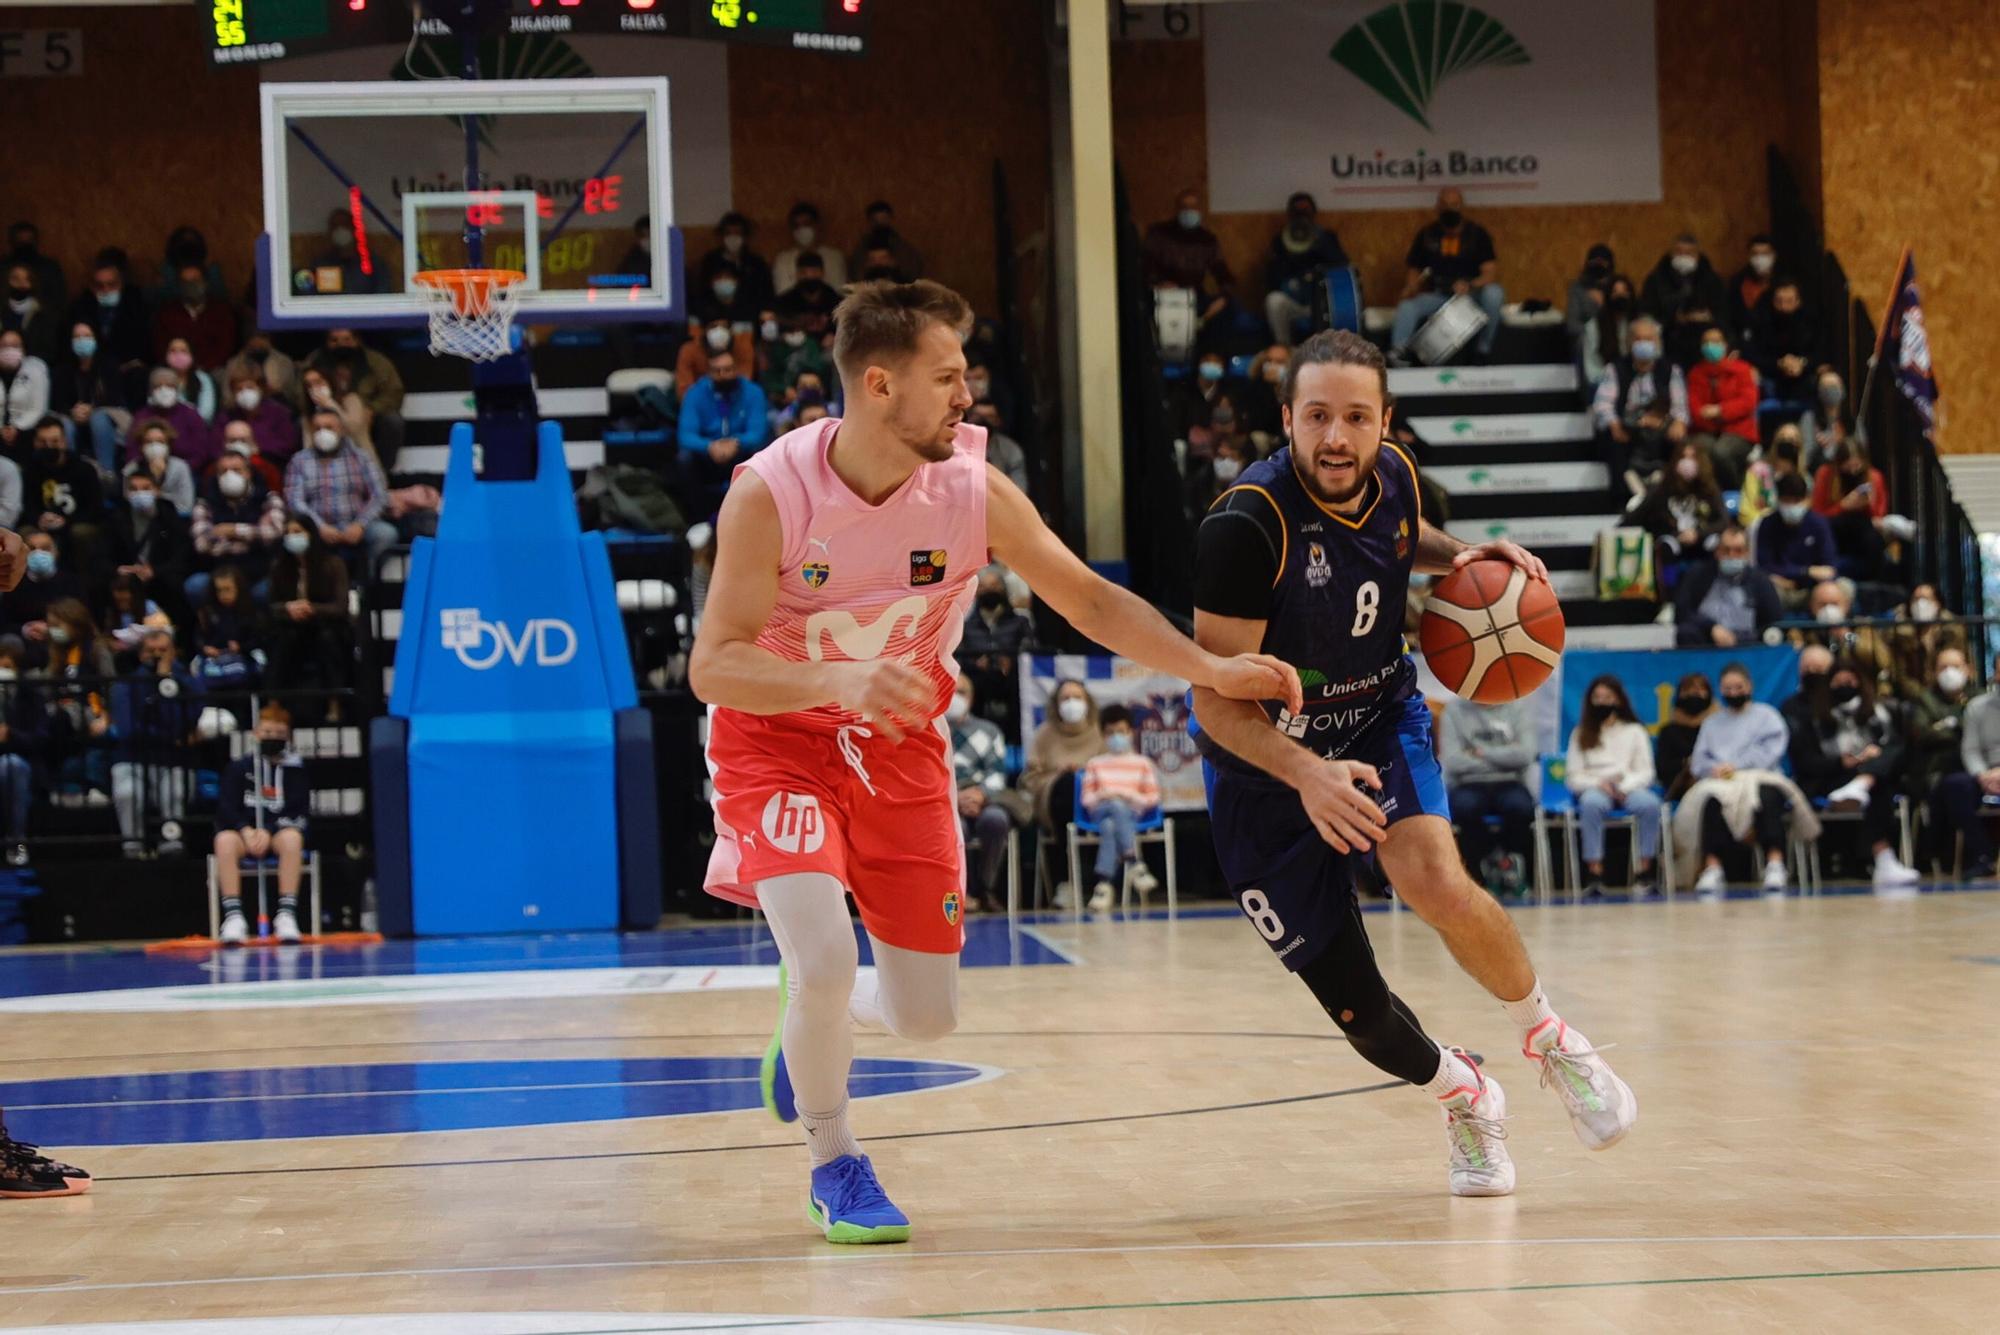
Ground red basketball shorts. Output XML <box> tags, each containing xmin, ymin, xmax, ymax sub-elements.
<box><xmin>704</xmin><ymin>708</ymin><xmax>966</xmax><ymax>954</ymax></box>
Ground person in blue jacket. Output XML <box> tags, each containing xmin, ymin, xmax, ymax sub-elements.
<box><xmin>676</xmin><ymin>348</ymin><xmax>769</xmax><ymax>521</ymax></box>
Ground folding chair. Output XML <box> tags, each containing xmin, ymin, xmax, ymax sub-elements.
<box><xmin>1535</xmin><ymin>756</ymin><xmax>1671</xmax><ymax>903</ymax></box>
<box><xmin>206</xmin><ymin>850</ymin><xmax>323</xmax><ymax>941</ymax></box>
<box><xmin>1798</xmin><ymin>792</ymin><xmax>1913</xmax><ymax>894</ymax></box>
<box><xmin>1066</xmin><ymin>807</ymin><xmax>1178</xmax><ymax>921</ymax></box>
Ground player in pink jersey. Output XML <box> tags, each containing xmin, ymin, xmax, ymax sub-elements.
<box><xmin>691</xmin><ymin>282</ymin><xmax>1300</xmax><ymax>1243</ymax></box>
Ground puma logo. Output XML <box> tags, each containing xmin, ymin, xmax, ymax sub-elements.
<box><xmin>805</xmin><ymin>595</ymin><xmax>928</xmax><ymax>662</ymax></box>
<box><xmin>808</xmin><ymin>536</ymin><xmax>833</xmax><ymax>556</ymax></box>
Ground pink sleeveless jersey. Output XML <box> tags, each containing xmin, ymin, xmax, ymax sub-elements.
<box><xmin>731</xmin><ymin>416</ymin><xmax>990</xmax><ymax>733</ymax></box>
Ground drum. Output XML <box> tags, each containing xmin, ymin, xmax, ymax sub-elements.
<box><xmin>1152</xmin><ymin>286</ymin><xmax>1199</xmax><ymax>364</ymax></box>
<box><xmin>1409</xmin><ymin>292</ymin><xmax>1488</xmax><ymax>366</ymax></box>
<box><xmin>1323</xmin><ymin>265</ymin><xmax>1364</xmax><ymax>334</ymax></box>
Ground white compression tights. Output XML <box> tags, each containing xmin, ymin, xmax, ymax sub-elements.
<box><xmin>757</xmin><ymin>873</ymin><xmax>962</xmax><ymax>1124</ymax></box>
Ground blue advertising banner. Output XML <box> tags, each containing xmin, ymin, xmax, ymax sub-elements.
<box><xmin>1557</xmin><ymin>645</ymin><xmax>1799</xmax><ymax>744</ymax></box>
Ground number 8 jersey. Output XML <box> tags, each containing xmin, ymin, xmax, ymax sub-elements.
<box><xmin>1189</xmin><ymin>441</ymin><xmax>1424</xmax><ymax>777</ymax></box>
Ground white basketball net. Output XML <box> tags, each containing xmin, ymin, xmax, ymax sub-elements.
<box><xmin>413</xmin><ymin>269</ymin><xmax>526</xmax><ymax>363</ymax></box>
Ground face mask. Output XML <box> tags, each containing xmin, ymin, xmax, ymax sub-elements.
<box><xmin>1911</xmin><ymin>597</ymin><xmax>1939</xmax><ymax>622</ymax></box>
<box><xmin>1831</xmin><ymin>685</ymin><xmax>1861</xmax><ymax>709</ymax></box>
<box><xmin>330</xmin><ymin>227</ymin><xmax>354</xmax><ymax>248</ymax></box>
<box><xmin>977</xmin><ymin>589</ymin><xmax>1008</xmax><ymax>612</ymax></box>
<box><xmin>782</xmin><ymin>330</ymin><xmax>807</xmax><ymax>348</ymax></box>
<box><xmin>0</xmin><ymin>668</ymin><xmax>17</xmax><ymax>683</ymax></box>
<box><xmin>1779</xmin><ymin>504</ymin><xmax>1809</xmax><ymax>525</ymax></box>
<box><xmin>1105</xmin><ymin>732</ymin><xmax>1133</xmax><ymax>755</ymax></box>
<box><xmin>946</xmin><ymin>695</ymin><xmax>972</xmax><ymax>723</ymax></box>
<box><xmin>1721</xmin><ymin>690</ymin><xmax>1750</xmax><ymax>709</ymax></box>
<box><xmin>284</xmin><ymin>532</ymin><xmax>311</xmax><ymax>556</ymax></box>
<box><xmin>1819</xmin><ymin>383</ymin><xmax>1844</xmax><ymax>406</ymax></box>
<box><xmin>0</xmin><ymin>347</ymin><xmax>21</xmax><ymax>371</ymax></box>
<box><xmin>1718</xmin><ymin>556</ymin><xmax>1748</xmax><ymax>577</ymax></box>
<box><xmin>1198</xmin><ymin>362</ymin><xmax>1224</xmax><ymax>383</ymax></box>
<box><xmin>1676</xmin><ymin>692</ymin><xmax>1710</xmax><ymax>713</ymax></box>
<box><xmin>1587</xmin><ymin>700</ymin><xmax>1616</xmax><ymax>717</ymax></box>
<box><xmin>1816</xmin><ymin>604</ymin><xmax>1846</xmax><ymax>626</ymax></box>
<box><xmin>792</xmin><ymin>225</ymin><xmax>816</xmax><ymax>248</ymax></box>
<box><xmin>722</xmin><ymin>235</ymin><xmax>745</xmax><ymax>255</ymax></box>
<box><xmin>1939</xmin><ymin>666</ymin><xmax>1970</xmax><ymax>695</ymax></box>
<box><xmin>1630</xmin><ymin>339</ymin><xmax>1659</xmax><ymax>362</ymax></box>
<box><xmin>218</xmin><ymin>470</ymin><xmax>249</xmax><ymax>498</ymax></box>
<box><xmin>313</xmin><ymin>428</ymin><xmax>342</xmax><ymax>453</ymax></box>
<box><xmin>129</xmin><ymin>489</ymin><xmax>158</xmax><ymax>513</ymax></box>
<box><xmin>1701</xmin><ymin>343</ymin><xmax>1727</xmax><ymax>363</ymax></box>
<box><xmin>713</xmin><ymin>280</ymin><xmax>738</xmax><ymax>302</ymax></box>
<box><xmin>50</xmin><ymin>624</ymin><xmax>74</xmax><ymax>645</ymax></box>
<box><xmin>1438</xmin><ymin>209</ymin><xmax>1463</xmax><ymax>228</ymax></box>
<box><xmin>259</xmin><ymin>736</ymin><xmax>287</xmax><ymax>758</ymax></box>
<box><xmin>72</xmin><ymin>335</ymin><xmax>97</xmax><ymax>360</ymax></box>
<box><xmin>1213</xmin><ymin>457</ymin><xmax>1243</xmax><ymax>483</ymax></box>
<box><xmin>1750</xmin><ymin>253</ymin><xmax>1775</xmax><ymax>276</ymax></box>
<box><xmin>224</xmin><ymin>437</ymin><xmax>255</xmax><ymax>459</ymax></box>
<box><xmin>1175</xmin><ymin>209</ymin><xmax>1202</xmax><ymax>230</ymax></box>
<box><xmin>6</xmin><ymin>291</ymin><xmax>31</xmax><ymax>314</ymax></box>
<box><xmin>796</xmin><ymin>387</ymin><xmax>825</xmax><ymax>407</ymax></box>
<box><xmin>1212</xmin><ymin>407</ymin><xmax>1237</xmax><ymax>428</ymax></box>
<box><xmin>1057</xmin><ymin>697</ymin><xmax>1088</xmax><ymax>725</ymax></box>
<box><xmin>1802</xmin><ymin>670</ymin><xmax>1830</xmax><ymax>692</ymax></box>
<box><xmin>1675</xmin><ymin>457</ymin><xmax>1699</xmax><ymax>481</ymax></box>
<box><xmin>143</xmin><ymin>441</ymin><xmax>170</xmax><ymax>464</ymax></box>
<box><xmin>1671</xmin><ymin>253</ymin><xmax>1698</xmax><ymax>275</ymax></box>
<box><xmin>760</xmin><ymin>320</ymin><xmax>779</xmax><ymax>342</ymax></box>
<box><xmin>1609</xmin><ymin>293</ymin><xmax>1632</xmax><ymax>311</ymax></box>
<box><xmin>182</xmin><ymin>282</ymin><xmax>206</xmax><ymax>305</ymax></box>
<box><xmin>25</xmin><ymin>550</ymin><xmax>55</xmax><ymax>579</ymax></box>
<box><xmin>705</xmin><ymin>326</ymin><xmax>732</xmax><ymax>351</ymax></box>
<box><xmin>150</xmin><ymin>385</ymin><xmax>178</xmax><ymax>409</ymax></box>
<box><xmin>97</xmin><ymin>288</ymin><xmax>121</xmax><ymax>308</ymax></box>
<box><xmin>235</xmin><ymin>387</ymin><xmax>261</xmax><ymax>412</ymax></box>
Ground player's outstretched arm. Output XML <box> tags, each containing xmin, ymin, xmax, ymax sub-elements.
<box><xmin>1417</xmin><ymin>519</ymin><xmax>1548</xmax><ymax>582</ymax></box>
<box><xmin>985</xmin><ymin>466</ymin><xmax>1301</xmax><ymax>712</ymax></box>
<box><xmin>688</xmin><ymin>474</ymin><xmax>931</xmax><ymax>739</ymax></box>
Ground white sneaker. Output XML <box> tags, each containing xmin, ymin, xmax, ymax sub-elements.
<box><xmin>1129</xmin><ymin>863</ymin><xmax>1159</xmax><ymax>897</ymax></box>
<box><xmin>1873</xmin><ymin>854</ymin><xmax>1920</xmax><ymax>898</ymax></box>
<box><xmin>1826</xmin><ymin>778</ymin><xmax>1871</xmax><ymax>807</ymax></box>
<box><xmin>1052</xmin><ymin>882</ymin><xmax>1074</xmax><ymax>911</ymax></box>
<box><xmin>1087</xmin><ymin>881</ymin><xmax>1115</xmax><ymax>913</ymax></box>
<box><xmin>1439</xmin><ymin>1059</ymin><xmax>1514</xmax><ymax>1197</ymax></box>
<box><xmin>273</xmin><ymin>909</ymin><xmax>302</xmax><ymax>944</ymax></box>
<box><xmin>219</xmin><ymin>911</ymin><xmax>249</xmax><ymax>946</ymax></box>
<box><xmin>1762</xmin><ymin>861</ymin><xmax>1787</xmax><ymax>897</ymax></box>
<box><xmin>1523</xmin><ymin>1018</ymin><xmax>1637</xmax><ymax>1151</ymax></box>
<box><xmin>1694</xmin><ymin>864</ymin><xmax>1726</xmax><ymax>900</ymax></box>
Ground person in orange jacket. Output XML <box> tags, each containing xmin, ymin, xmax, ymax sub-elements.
<box><xmin>1685</xmin><ymin>323</ymin><xmax>1759</xmax><ymax>489</ymax></box>
<box><xmin>1810</xmin><ymin>437</ymin><xmax>1891</xmax><ymax>580</ymax></box>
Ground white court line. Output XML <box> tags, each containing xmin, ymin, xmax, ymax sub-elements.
<box><xmin>7</xmin><ymin>1233</ymin><xmax>1998</xmax><ymax>1296</ymax></box>
<box><xmin>1015</xmin><ymin>925</ymin><xmax>1083</xmax><ymax>965</ymax></box>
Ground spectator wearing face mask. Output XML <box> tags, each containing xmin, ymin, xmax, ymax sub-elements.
<box><xmin>1654</xmin><ymin>672</ymin><xmax>1714</xmax><ymax>801</ymax></box>
<box><xmin>158</xmin><ymin>337</ymin><xmax>218</xmax><ymax>422</ymax></box>
<box><xmin>0</xmin><ymin>634</ymin><xmax>45</xmax><ymax>866</ymax></box>
<box><xmin>1673</xmin><ymin>522</ymin><xmax>1779</xmax><ymax>647</ymax></box>
<box><xmin>1727</xmin><ymin>235</ymin><xmax>1780</xmax><ymax>344</ymax></box>
<box><xmin>193</xmin><ymin>565</ymin><xmax>260</xmax><ymax>689</ymax></box>
<box><xmin>127</xmin><ymin>368</ymin><xmax>214</xmax><ymax>469</ymax></box>
<box><xmin>0</xmin><ymin>532</ymin><xmax>84</xmax><ymax>646</ymax></box>
<box><xmin>1579</xmin><ymin>272</ymin><xmax>1638</xmax><ymax>390</ymax></box>
<box><xmin>22</xmin><ymin>418</ymin><xmax>105</xmax><ymax>579</ymax></box>
<box><xmin>1938</xmin><ymin>656</ymin><xmax>2000</xmax><ymax>879</ymax></box>
<box><xmin>676</xmin><ymin>317</ymin><xmax>754</xmax><ymax>395</ymax></box>
<box><xmin>264</xmin><ymin>517</ymin><xmax>354</xmax><ymax>698</ymax></box>
<box><xmin>1173</xmin><ymin>350</ymin><xmax>1251</xmax><ymax>459</ymax></box>
<box><xmin>34</xmin><ymin>597</ymin><xmax>115</xmax><ymax>805</ymax></box>
<box><xmin>771</xmin><ymin>369</ymin><xmax>835</xmax><ymax>436</ymax></box>
<box><xmin>1784</xmin><ymin>654</ymin><xmax>1921</xmax><ymax>894</ymax></box>
<box><xmin>848</xmin><ymin>201</ymin><xmax>925</xmax><ymax>282</ymax></box>
<box><xmin>0</xmin><ymin>329</ymin><xmax>51</xmax><ymax>452</ymax></box>
<box><xmin>7</xmin><ymin>222</ymin><xmax>65</xmax><ymax>313</ymax></box>
<box><xmin>223</xmin><ymin>335</ymin><xmax>302</xmax><ymax>417</ymax></box>
<box><xmin>1022</xmin><ymin>679</ymin><xmax>1101</xmax><ymax>841</ymax></box>
<box><xmin>1801</xmin><ymin>366</ymin><xmax>1856</xmax><ymax>475</ymax></box>
<box><xmin>284</xmin><ymin>409</ymin><xmax>397</xmax><ymax>574</ymax></box>
<box><xmin>1885</xmin><ymin>583</ymin><xmax>1967</xmax><ymax>701</ymax></box>
<box><xmin>960</xmin><ymin>564</ymin><xmax>1032</xmax><ymax>740</ymax></box>
<box><xmin>1144</xmin><ymin>188</ymin><xmax>1236</xmax><ymax>334</ymax></box>
<box><xmin>771</xmin><ymin>203</ymin><xmax>848</xmax><ymax>296</ymax></box>
<box><xmin>1390</xmin><ymin>187</ymin><xmax>1505</xmax><ymax>364</ymax></box>
<box><xmin>1079</xmin><ymin>704</ymin><xmax>1162</xmax><ymax>912</ymax></box>
<box><xmin>217</xmin><ymin>369</ymin><xmax>298</xmax><ymax>467</ymax></box>
<box><xmin>1638</xmin><ymin>234</ymin><xmax>1728</xmax><ymax>368</ymax></box>
<box><xmin>1563</xmin><ymin>676</ymin><xmax>1663</xmax><ymax>899</ymax></box>
<box><xmin>102</xmin><ymin>571</ymin><xmax>169</xmax><ymax>667</ymax></box>
<box><xmin>1801</xmin><ymin>578</ymin><xmax>1896</xmax><ymax>687</ymax></box>
<box><xmin>967</xmin><ymin>399</ymin><xmax>1029</xmax><ymax>496</ymax></box>
<box><xmin>297</xmin><ymin>365</ymin><xmax>373</xmax><ymax>463</ymax></box>
<box><xmin>1441</xmin><ymin>692</ymin><xmax>1540</xmax><ymax>898</ymax></box>
<box><xmin>1753</xmin><ymin>472</ymin><xmax>1840</xmax><ymax>604</ymax></box>
<box><xmin>107</xmin><ymin>471</ymin><xmax>193</xmax><ymax>624</ymax></box>
<box><xmin>3</xmin><ymin>261</ymin><xmax>62</xmax><ymax>365</ymax></box>
<box><xmin>688</xmin><ymin>257</ymin><xmax>761</xmax><ymax>334</ymax></box>
<box><xmin>948</xmin><ymin>673</ymin><xmax>1019</xmax><ymax>914</ymax></box>
<box><xmin>213</xmin><ymin>699</ymin><xmax>313</xmax><ymax>945</ymax></box>
<box><xmin>51</xmin><ymin>320</ymin><xmax>133</xmax><ymax>471</ymax></box>
<box><xmin>307</xmin><ymin>330</ymin><xmax>404</xmax><ymax>456</ymax></box>
<box><xmin>109</xmin><ymin>626</ymin><xmax>201</xmax><ymax>859</ymax></box>
<box><xmin>676</xmin><ymin>350</ymin><xmax>768</xmax><ymax>519</ymax></box>
<box><xmin>1564</xmin><ymin>244</ymin><xmax>1618</xmax><ymax>362</ymax></box>
<box><xmin>1263</xmin><ymin>192</ymin><xmax>1350</xmax><ymax>347</ymax></box>
<box><xmin>1687</xmin><ymin>662</ymin><xmax>1799</xmax><ymax>897</ymax></box>
<box><xmin>1186</xmin><ymin>434</ymin><xmax>1251</xmax><ymax>519</ymax></box>
<box><xmin>1684</xmin><ymin>325</ymin><xmax>1758</xmax><ymax>488</ymax></box>
<box><xmin>771</xmin><ymin>317</ymin><xmax>832</xmax><ymax>401</ymax></box>
<box><xmin>1591</xmin><ymin>316</ymin><xmax>1688</xmax><ymax>496</ymax></box>
<box><xmin>152</xmin><ymin>264</ymin><xmax>237</xmax><ymax>370</ymax></box>
<box><xmin>125</xmin><ymin>421</ymin><xmax>197</xmax><ymax>516</ymax></box>
<box><xmin>307</xmin><ymin>206</ymin><xmax>386</xmax><ymax>296</ymax></box>
<box><xmin>1810</xmin><ymin>439</ymin><xmax>1890</xmax><ymax>580</ymax></box>
<box><xmin>1747</xmin><ymin>279</ymin><xmax>1817</xmax><ymax>426</ymax></box>
<box><xmin>775</xmin><ymin>253</ymin><xmax>841</xmax><ymax>337</ymax></box>
<box><xmin>1911</xmin><ymin>646</ymin><xmax>1977</xmax><ymax>865</ymax></box>
<box><xmin>1738</xmin><ymin>424</ymin><xmax>1804</xmax><ymax>528</ymax></box>
<box><xmin>69</xmin><ymin>249</ymin><xmax>153</xmax><ymax>377</ymax></box>
<box><xmin>151</xmin><ymin>227</ymin><xmax>226</xmax><ymax>312</ymax></box>
<box><xmin>693</xmin><ymin>212</ymin><xmax>774</xmax><ymax>311</ymax></box>
<box><xmin>1629</xmin><ymin>440</ymin><xmax>1727</xmax><ymax>589</ymax></box>
<box><xmin>215</xmin><ymin>419</ymin><xmax>284</xmax><ymax>494</ymax></box>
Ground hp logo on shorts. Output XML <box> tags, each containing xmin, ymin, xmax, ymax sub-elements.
<box><xmin>440</xmin><ymin>608</ymin><xmax>579</xmax><ymax>671</ymax></box>
<box><xmin>761</xmin><ymin>793</ymin><xmax>826</xmax><ymax>855</ymax></box>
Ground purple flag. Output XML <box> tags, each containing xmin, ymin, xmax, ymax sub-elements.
<box><xmin>1878</xmin><ymin>249</ymin><xmax>1941</xmax><ymax>436</ymax></box>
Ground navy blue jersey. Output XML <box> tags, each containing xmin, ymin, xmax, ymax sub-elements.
<box><xmin>1190</xmin><ymin>441</ymin><xmax>1423</xmax><ymax>778</ymax></box>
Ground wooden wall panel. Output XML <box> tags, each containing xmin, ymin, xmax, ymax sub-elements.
<box><xmin>1819</xmin><ymin>0</ymin><xmax>2000</xmax><ymax>453</ymax></box>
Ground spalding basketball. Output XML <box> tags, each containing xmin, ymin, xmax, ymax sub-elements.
<box><xmin>1419</xmin><ymin>559</ymin><xmax>1566</xmax><ymax>704</ymax></box>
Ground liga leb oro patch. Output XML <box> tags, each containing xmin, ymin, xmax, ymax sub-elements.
<box><xmin>910</xmin><ymin>549</ymin><xmax>948</xmax><ymax>586</ymax></box>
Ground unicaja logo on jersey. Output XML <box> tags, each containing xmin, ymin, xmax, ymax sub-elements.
<box><xmin>761</xmin><ymin>792</ymin><xmax>825</xmax><ymax>854</ymax></box>
<box><xmin>440</xmin><ymin>608</ymin><xmax>579</xmax><ymax>670</ymax></box>
<box><xmin>804</xmin><ymin>595</ymin><xmax>928</xmax><ymax>662</ymax></box>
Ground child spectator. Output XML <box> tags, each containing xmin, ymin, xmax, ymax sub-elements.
<box><xmin>1079</xmin><ymin>704</ymin><xmax>1162</xmax><ymax>912</ymax></box>
<box><xmin>35</xmin><ymin>598</ymin><xmax>113</xmax><ymax>805</ymax></box>
<box><xmin>193</xmin><ymin>565</ymin><xmax>259</xmax><ymax>688</ymax></box>
<box><xmin>213</xmin><ymin>699</ymin><xmax>311</xmax><ymax>945</ymax></box>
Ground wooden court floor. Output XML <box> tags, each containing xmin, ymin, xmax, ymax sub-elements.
<box><xmin>4</xmin><ymin>892</ymin><xmax>1999</xmax><ymax>1333</ymax></box>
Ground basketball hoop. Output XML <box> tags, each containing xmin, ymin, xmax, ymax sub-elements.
<box><xmin>413</xmin><ymin>268</ymin><xmax>527</xmax><ymax>362</ymax></box>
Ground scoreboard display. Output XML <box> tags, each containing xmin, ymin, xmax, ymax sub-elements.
<box><xmin>203</xmin><ymin>0</ymin><xmax>870</xmax><ymax>65</ymax></box>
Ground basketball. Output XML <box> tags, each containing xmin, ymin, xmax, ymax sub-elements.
<box><xmin>1419</xmin><ymin>559</ymin><xmax>1566</xmax><ymax>703</ymax></box>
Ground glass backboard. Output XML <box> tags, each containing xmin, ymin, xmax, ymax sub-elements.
<box><xmin>259</xmin><ymin>76</ymin><xmax>678</xmax><ymax>328</ymax></box>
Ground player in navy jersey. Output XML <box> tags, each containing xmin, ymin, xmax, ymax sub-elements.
<box><xmin>1189</xmin><ymin>330</ymin><xmax>1636</xmax><ymax>1196</ymax></box>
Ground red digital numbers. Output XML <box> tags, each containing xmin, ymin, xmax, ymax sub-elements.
<box><xmin>463</xmin><ymin>176</ymin><xmax>624</xmax><ymax>231</ymax></box>
<box><xmin>583</xmin><ymin>175</ymin><xmax>623</xmax><ymax>215</ymax></box>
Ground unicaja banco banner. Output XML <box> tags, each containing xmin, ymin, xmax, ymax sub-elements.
<box><xmin>1204</xmin><ymin>0</ymin><xmax>1661</xmax><ymax>211</ymax></box>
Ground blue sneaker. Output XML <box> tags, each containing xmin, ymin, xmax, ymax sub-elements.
<box><xmin>761</xmin><ymin>961</ymin><xmax>796</xmax><ymax>1123</ymax></box>
<box><xmin>807</xmin><ymin>1154</ymin><xmax>911</xmax><ymax>1244</ymax></box>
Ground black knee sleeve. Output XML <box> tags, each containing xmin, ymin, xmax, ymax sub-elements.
<box><xmin>1295</xmin><ymin>925</ymin><xmax>1443</xmax><ymax>1086</ymax></box>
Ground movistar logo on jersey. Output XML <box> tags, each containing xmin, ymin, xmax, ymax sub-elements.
<box><xmin>1330</xmin><ymin>2</ymin><xmax>1530</xmax><ymax>131</ymax></box>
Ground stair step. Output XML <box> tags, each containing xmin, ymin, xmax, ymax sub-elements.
<box><xmin>1447</xmin><ymin>514</ymin><xmax>1623</xmax><ymax>548</ymax></box>
<box><xmin>1428</xmin><ymin>460</ymin><xmax>1609</xmax><ymax>496</ymax></box>
<box><xmin>1408</xmin><ymin>411</ymin><xmax>1594</xmax><ymax>446</ymax></box>
<box><xmin>1389</xmin><ymin>364</ymin><xmax>1579</xmax><ymax>397</ymax></box>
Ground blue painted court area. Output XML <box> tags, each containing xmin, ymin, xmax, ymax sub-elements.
<box><xmin>0</xmin><ymin>1057</ymin><xmax>988</xmax><ymax>1147</ymax></box>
